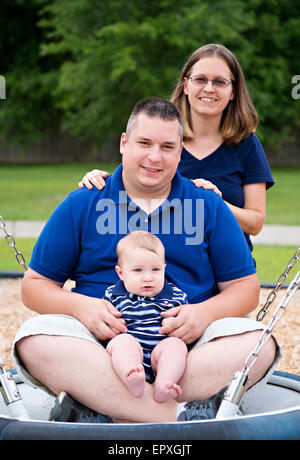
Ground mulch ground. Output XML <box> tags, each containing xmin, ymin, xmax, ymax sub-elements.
<box><xmin>0</xmin><ymin>278</ymin><xmax>299</xmax><ymax>375</ymax></box>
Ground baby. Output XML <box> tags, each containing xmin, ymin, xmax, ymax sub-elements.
<box><xmin>103</xmin><ymin>231</ymin><xmax>188</xmax><ymax>402</ymax></box>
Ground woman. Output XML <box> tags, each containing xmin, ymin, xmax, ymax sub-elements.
<box><xmin>79</xmin><ymin>44</ymin><xmax>274</xmax><ymax>252</ymax></box>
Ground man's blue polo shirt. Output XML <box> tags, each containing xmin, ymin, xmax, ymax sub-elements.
<box><xmin>29</xmin><ymin>165</ymin><xmax>255</xmax><ymax>304</ymax></box>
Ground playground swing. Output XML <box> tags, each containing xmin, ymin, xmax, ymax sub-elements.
<box><xmin>0</xmin><ymin>215</ymin><xmax>300</xmax><ymax>440</ymax></box>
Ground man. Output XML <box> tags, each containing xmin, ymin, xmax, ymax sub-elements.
<box><xmin>14</xmin><ymin>98</ymin><xmax>277</xmax><ymax>423</ymax></box>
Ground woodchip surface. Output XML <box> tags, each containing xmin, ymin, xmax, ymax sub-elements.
<box><xmin>0</xmin><ymin>278</ymin><xmax>299</xmax><ymax>375</ymax></box>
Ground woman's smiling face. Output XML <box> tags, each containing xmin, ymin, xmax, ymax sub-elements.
<box><xmin>183</xmin><ymin>56</ymin><xmax>235</xmax><ymax>119</ymax></box>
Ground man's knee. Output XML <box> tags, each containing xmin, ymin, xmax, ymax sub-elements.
<box><xmin>16</xmin><ymin>335</ymin><xmax>53</xmax><ymax>367</ymax></box>
<box><xmin>248</xmin><ymin>330</ymin><xmax>276</xmax><ymax>360</ymax></box>
<box><xmin>257</xmin><ymin>333</ymin><xmax>277</xmax><ymax>368</ymax></box>
<box><xmin>245</xmin><ymin>331</ymin><xmax>277</xmax><ymax>389</ymax></box>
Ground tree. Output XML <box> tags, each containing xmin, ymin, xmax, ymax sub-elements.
<box><xmin>240</xmin><ymin>0</ymin><xmax>300</xmax><ymax>147</ymax></box>
<box><xmin>39</xmin><ymin>0</ymin><xmax>300</xmax><ymax>149</ymax></box>
<box><xmin>0</xmin><ymin>0</ymin><xmax>60</xmax><ymax>144</ymax></box>
<box><xmin>38</xmin><ymin>0</ymin><xmax>257</xmax><ymax>145</ymax></box>
<box><xmin>0</xmin><ymin>0</ymin><xmax>299</xmax><ymax>152</ymax></box>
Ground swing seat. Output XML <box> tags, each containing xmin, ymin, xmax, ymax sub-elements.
<box><xmin>0</xmin><ymin>370</ymin><xmax>300</xmax><ymax>440</ymax></box>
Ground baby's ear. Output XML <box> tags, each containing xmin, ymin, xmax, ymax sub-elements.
<box><xmin>115</xmin><ymin>265</ymin><xmax>123</xmax><ymax>280</ymax></box>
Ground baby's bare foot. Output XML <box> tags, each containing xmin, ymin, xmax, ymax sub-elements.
<box><xmin>153</xmin><ymin>381</ymin><xmax>182</xmax><ymax>402</ymax></box>
<box><xmin>125</xmin><ymin>364</ymin><xmax>145</xmax><ymax>398</ymax></box>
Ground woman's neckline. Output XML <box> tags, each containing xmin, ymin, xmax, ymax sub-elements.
<box><xmin>182</xmin><ymin>140</ymin><xmax>225</xmax><ymax>162</ymax></box>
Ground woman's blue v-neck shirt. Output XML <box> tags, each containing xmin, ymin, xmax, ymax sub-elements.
<box><xmin>178</xmin><ymin>134</ymin><xmax>274</xmax><ymax>251</ymax></box>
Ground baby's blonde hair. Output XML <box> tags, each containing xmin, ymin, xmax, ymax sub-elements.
<box><xmin>117</xmin><ymin>231</ymin><xmax>165</xmax><ymax>265</ymax></box>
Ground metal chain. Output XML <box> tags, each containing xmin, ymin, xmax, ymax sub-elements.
<box><xmin>0</xmin><ymin>215</ymin><xmax>27</xmax><ymax>271</ymax></box>
<box><xmin>242</xmin><ymin>269</ymin><xmax>300</xmax><ymax>377</ymax></box>
<box><xmin>256</xmin><ymin>246</ymin><xmax>300</xmax><ymax>321</ymax></box>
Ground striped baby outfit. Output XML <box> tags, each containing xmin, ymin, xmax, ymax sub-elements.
<box><xmin>103</xmin><ymin>280</ymin><xmax>188</xmax><ymax>382</ymax></box>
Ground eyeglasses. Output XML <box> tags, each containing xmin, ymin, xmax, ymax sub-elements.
<box><xmin>188</xmin><ymin>76</ymin><xmax>234</xmax><ymax>89</ymax></box>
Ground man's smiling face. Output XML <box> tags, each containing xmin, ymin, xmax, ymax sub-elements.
<box><xmin>120</xmin><ymin>113</ymin><xmax>182</xmax><ymax>199</ymax></box>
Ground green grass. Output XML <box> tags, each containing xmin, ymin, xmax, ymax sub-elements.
<box><xmin>0</xmin><ymin>237</ymin><xmax>36</xmax><ymax>271</ymax></box>
<box><xmin>265</xmin><ymin>167</ymin><xmax>300</xmax><ymax>225</ymax></box>
<box><xmin>0</xmin><ymin>164</ymin><xmax>299</xmax><ymax>224</ymax></box>
<box><xmin>0</xmin><ymin>163</ymin><xmax>117</xmax><ymax>220</ymax></box>
<box><xmin>0</xmin><ymin>237</ymin><xmax>298</xmax><ymax>285</ymax></box>
<box><xmin>253</xmin><ymin>244</ymin><xmax>299</xmax><ymax>284</ymax></box>
<box><xmin>0</xmin><ymin>164</ymin><xmax>299</xmax><ymax>281</ymax></box>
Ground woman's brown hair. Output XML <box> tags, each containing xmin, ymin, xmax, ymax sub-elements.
<box><xmin>170</xmin><ymin>44</ymin><xmax>258</xmax><ymax>146</ymax></box>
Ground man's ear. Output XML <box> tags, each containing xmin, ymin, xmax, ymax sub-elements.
<box><xmin>120</xmin><ymin>133</ymin><xmax>127</xmax><ymax>155</ymax></box>
<box><xmin>115</xmin><ymin>265</ymin><xmax>123</xmax><ymax>280</ymax></box>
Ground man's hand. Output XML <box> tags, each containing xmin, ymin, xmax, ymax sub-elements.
<box><xmin>159</xmin><ymin>274</ymin><xmax>260</xmax><ymax>345</ymax></box>
<box><xmin>21</xmin><ymin>268</ymin><xmax>128</xmax><ymax>342</ymax></box>
<box><xmin>159</xmin><ymin>304</ymin><xmax>212</xmax><ymax>344</ymax></box>
<box><xmin>74</xmin><ymin>297</ymin><xmax>127</xmax><ymax>341</ymax></box>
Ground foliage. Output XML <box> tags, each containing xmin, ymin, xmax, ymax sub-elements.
<box><xmin>241</xmin><ymin>0</ymin><xmax>300</xmax><ymax>146</ymax></box>
<box><xmin>38</xmin><ymin>0</ymin><xmax>256</xmax><ymax>144</ymax></box>
<box><xmin>0</xmin><ymin>0</ymin><xmax>299</xmax><ymax>150</ymax></box>
<box><xmin>0</xmin><ymin>0</ymin><xmax>60</xmax><ymax>144</ymax></box>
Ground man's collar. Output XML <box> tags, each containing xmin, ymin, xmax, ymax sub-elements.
<box><xmin>110</xmin><ymin>165</ymin><xmax>126</xmax><ymax>203</ymax></box>
<box><xmin>110</xmin><ymin>164</ymin><xmax>184</xmax><ymax>208</ymax></box>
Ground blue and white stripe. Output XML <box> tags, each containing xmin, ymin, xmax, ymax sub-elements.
<box><xmin>103</xmin><ymin>280</ymin><xmax>188</xmax><ymax>382</ymax></box>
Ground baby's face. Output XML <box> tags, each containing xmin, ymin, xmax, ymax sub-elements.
<box><xmin>116</xmin><ymin>247</ymin><xmax>165</xmax><ymax>297</ymax></box>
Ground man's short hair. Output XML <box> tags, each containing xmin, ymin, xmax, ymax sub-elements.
<box><xmin>126</xmin><ymin>97</ymin><xmax>183</xmax><ymax>142</ymax></box>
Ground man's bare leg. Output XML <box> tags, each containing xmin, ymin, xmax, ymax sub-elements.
<box><xmin>176</xmin><ymin>330</ymin><xmax>277</xmax><ymax>403</ymax></box>
<box><xmin>16</xmin><ymin>330</ymin><xmax>276</xmax><ymax>422</ymax></box>
<box><xmin>16</xmin><ymin>335</ymin><xmax>177</xmax><ymax>423</ymax></box>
